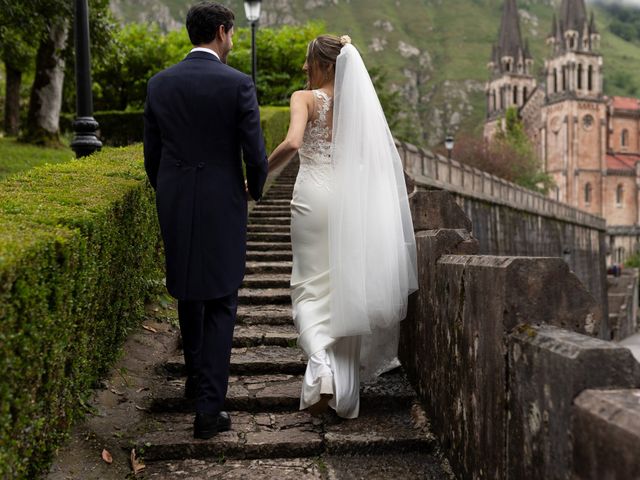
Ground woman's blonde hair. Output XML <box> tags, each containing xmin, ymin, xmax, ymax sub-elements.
<box><xmin>306</xmin><ymin>34</ymin><xmax>351</xmax><ymax>88</ymax></box>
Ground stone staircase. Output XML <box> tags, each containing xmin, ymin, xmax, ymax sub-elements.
<box><xmin>133</xmin><ymin>160</ymin><xmax>451</xmax><ymax>479</ymax></box>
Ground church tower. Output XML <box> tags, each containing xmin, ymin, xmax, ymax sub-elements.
<box><xmin>541</xmin><ymin>0</ymin><xmax>605</xmax><ymax>213</ymax></box>
<box><xmin>484</xmin><ymin>0</ymin><xmax>536</xmax><ymax>140</ymax></box>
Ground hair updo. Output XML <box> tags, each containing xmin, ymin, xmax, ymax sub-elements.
<box><xmin>306</xmin><ymin>34</ymin><xmax>351</xmax><ymax>88</ymax></box>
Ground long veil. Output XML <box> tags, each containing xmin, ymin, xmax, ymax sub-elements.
<box><xmin>328</xmin><ymin>43</ymin><xmax>418</xmax><ymax>379</ymax></box>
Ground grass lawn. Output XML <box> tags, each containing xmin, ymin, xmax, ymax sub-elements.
<box><xmin>0</xmin><ymin>137</ymin><xmax>74</xmax><ymax>180</ymax></box>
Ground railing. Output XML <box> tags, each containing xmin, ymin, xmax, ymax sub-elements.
<box><xmin>396</xmin><ymin>140</ymin><xmax>607</xmax><ymax>231</ymax></box>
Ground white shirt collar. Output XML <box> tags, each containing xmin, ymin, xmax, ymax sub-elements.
<box><xmin>190</xmin><ymin>47</ymin><xmax>220</xmax><ymax>60</ymax></box>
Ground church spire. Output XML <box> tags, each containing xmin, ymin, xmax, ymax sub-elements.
<box><xmin>490</xmin><ymin>0</ymin><xmax>533</xmax><ymax>75</ymax></box>
<box><xmin>560</xmin><ymin>0</ymin><xmax>587</xmax><ymax>32</ymax></box>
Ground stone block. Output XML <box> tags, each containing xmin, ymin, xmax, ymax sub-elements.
<box><xmin>572</xmin><ymin>389</ymin><xmax>640</xmax><ymax>480</ymax></box>
<box><xmin>508</xmin><ymin>325</ymin><xmax>640</xmax><ymax>480</ymax></box>
<box><xmin>400</xmin><ymin>254</ymin><xmax>603</xmax><ymax>480</ymax></box>
<box><xmin>410</xmin><ymin>190</ymin><xmax>473</xmax><ymax>232</ymax></box>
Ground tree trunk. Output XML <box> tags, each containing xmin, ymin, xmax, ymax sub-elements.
<box><xmin>3</xmin><ymin>62</ymin><xmax>22</xmax><ymax>136</ymax></box>
<box><xmin>22</xmin><ymin>20</ymin><xmax>68</xmax><ymax>147</ymax></box>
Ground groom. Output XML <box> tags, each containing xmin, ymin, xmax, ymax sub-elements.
<box><xmin>144</xmin><ymin>2</ymin><xmax>268</xmax><ymax>439</ymax></box>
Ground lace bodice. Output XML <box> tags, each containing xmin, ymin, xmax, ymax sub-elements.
<box><xmin>297</xmin><ymin>90</ymin><xmax>333</xmax><ymax>187</ymax></box>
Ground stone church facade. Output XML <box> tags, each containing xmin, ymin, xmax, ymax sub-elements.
<box><xmin>484</xmin><ymin>0</ymin><xmax>640</xmax><ymax>264</ymax></box>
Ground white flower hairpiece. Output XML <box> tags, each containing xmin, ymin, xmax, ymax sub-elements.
<box><xmin>340</xmin><ymin>35</ymin><xmax>352</xmax><ymax>46</ymax></box>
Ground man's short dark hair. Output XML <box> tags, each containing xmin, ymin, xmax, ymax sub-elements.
<box><xmin>186</xmin><ymin>2</ymin><xmax>235</xmax><ymax>46</ymax></box>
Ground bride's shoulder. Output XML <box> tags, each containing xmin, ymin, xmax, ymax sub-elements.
<box><xmin>290</xmin><ymin>90</ymin><xmax>314</xmax><ymax>104</ymax></box>
<box><xmin>290</xmin><ymin>90</ymin><xmax>315</xmax><ymax>114</ymax></box>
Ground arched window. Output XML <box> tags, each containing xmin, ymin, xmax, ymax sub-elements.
<box><xmin>578</xmin><ymin>64</ymin><xmax>583</xmax><ymax>89</ymax></box>
<box><xmin>616</xmin><ymin>184</ymin><xmax>624</xmax><ymax>205</ymax></box>
<box><xmin>588</xmin><ymin>65</ymin><xmax>593</xmax><ymax>91</ymax></box>
<box><xmin>523</xmin><ymin>86</ymin><xmax>528</xmax><ymax>102</ymax></box>
<box><xmin>553</xmin><ymin>68</ymin><xmax>558</xmax><ymax>93</ymax></box>
<box><xmin>622</xmin><ymin>129</ymin><xmax>629</xmax><ymax>148</ymax></box>
<box><xmin>584</xmin><ymin>183</ymin><xmax>592</xmax><ymax>204</ymax></box>
<box><xmin>513</xmin><ymin>86</ymin><xmax>518</xmax><ymax>105</ymax></box>
<box><xmin>562</xmin><ymin>66</ymin><xmax>567</xmax><ymax>91</ymax></box>
<box><xmin>492</xmin><ymin>90</ymin><xmax>496</xmax><ymax>111</ymax></box>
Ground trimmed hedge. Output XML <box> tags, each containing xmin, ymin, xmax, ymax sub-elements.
<box><xmin>61</xmin><ymin>106</ymin><xmax>291</xmax><ymax>151</ymax></box>
<box><xmin>0</xmin><ymin>146</ymin><xmax>162</xmax><ymax>478</ymax></box>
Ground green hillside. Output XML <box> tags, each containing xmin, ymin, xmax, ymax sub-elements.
<box><xmin>110</xmin><ymin>0</ymin><xmax>640</xmax><ymax>146</ymax></box>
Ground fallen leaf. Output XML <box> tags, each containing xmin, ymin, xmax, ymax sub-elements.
<box><xmin>131</xmin><ymin>448</ymin><xmax>146</xmax><ymax>475</ymax></box>
<box><xmin>101</xmin><ymin>448</ymin><xmax>113</xmax><ymax>464</ymax></box>
<box><xmin>136</xmin><ymin>387</ymin><xmax>149</xmax><ymax>393</ymax></box>
<box><xmin>110</xmin><ymin>387</ymin><xmax>124</xmax><ymax>396</ymax></box>
<box><xmin>142</xmin><ymin>324</ymin><xmax>157</xmax><ymax>333</ymax></box>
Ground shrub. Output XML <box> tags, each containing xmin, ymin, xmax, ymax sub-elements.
<box><xmin>62</xmin><ymin>107</ymin><xmax>290</xmax><ymax>153</ymax></box>
<box><xmin>0</xmin><ymin>146</ymin><xmax>162</xmax><ymax>478</ymax></box>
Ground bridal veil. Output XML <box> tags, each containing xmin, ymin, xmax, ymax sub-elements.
<box><xmin>328</xmin><ymin>43</ymin><xmax>419</xmax><ymax>378</ymax></box>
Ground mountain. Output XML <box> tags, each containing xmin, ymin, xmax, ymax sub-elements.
<box><xmin>110</xmin><ymin>0</ymin><xmax>640</xmax><ymax>146</ymax></box>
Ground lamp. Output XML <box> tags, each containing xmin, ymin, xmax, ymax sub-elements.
<box><xmin>244</xmin><ymin>0</ymin><xmax>262</xmax><ymax>85</ymax></box>
<box><xmin>71</xmin><ymin>0</ymin><xmax>102</xmax><ymax>158</ymax></box>
<box><xmin>244</xmin><ymin>0</ymin><xmax>262</xmax><ymax>22</ymax></box>
<box><xmin>445</xmin><ymin>135</ymin><xmax>454</xmax><ymax>160</ymax></box>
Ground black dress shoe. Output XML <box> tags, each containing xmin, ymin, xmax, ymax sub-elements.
<box><xmin>193</xmin><ymin>411</ymin><xmax>232</xmax><ymax>439</ymax></box>
<box><xmin>184</xmin><ymin>376</ymin><xmax>198</xmax><ymax>400</ymax></box>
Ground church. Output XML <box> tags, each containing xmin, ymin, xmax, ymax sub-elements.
<box><xmin>484</xmin><ymin>0</ymin><xmax>640</xmax><ymax>265</ymax></box>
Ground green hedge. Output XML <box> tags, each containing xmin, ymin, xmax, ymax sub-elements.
<box><xmin>0</xmin><ymin>146</ymin><xmax>162</xmax><ymax>478</ymax></box>
<box><xmin>61</xmin><ymin>107</ymin><xmax>290</xmax><ymax>152</ymax></box>
<box><xmin>260</xmin><ymin>106</ymin><xmax>290</xmax><ymax>155</ymax></box>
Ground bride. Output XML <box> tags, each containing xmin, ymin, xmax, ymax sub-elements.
<box><xmin>267</xmin><ymin>35</ymin><xmax>418</xmax><ymax>418</ymax></box>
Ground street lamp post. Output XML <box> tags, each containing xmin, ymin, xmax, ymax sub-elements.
<box><xmin>445</xmin><ymin>135</ymin><xmax>455</xmax><ymax>160</ymax></box>
<box><xmin>71</xmin><ymin>0</ymin><xmax>102</xmax><ymax>158</ymax></box>
<box><xmin>244</xmin><ymin>0</ymin><xmax>262</xmax><ymax>85</ymax></box>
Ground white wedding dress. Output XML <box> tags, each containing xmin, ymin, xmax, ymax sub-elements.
<box><xmin>291</xmin><ymin>89</ymin><xmax>361</xmax><ymax>418</ymax></box>
<box><xmin>290</xmin><ymin>44</ymin><xmax>419</xmax><ymax>419</ymax></box>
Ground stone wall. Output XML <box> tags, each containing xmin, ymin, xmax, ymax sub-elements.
<box><xmin>607</xmin><ymin>268</ymin><xmax>639</xmax><ymax>340</ymax></box>
<box><xmin>399</xmin><ymin>190</ymin><xmax>640</xmax><ymax>480</ymax></box>
<box><xmin>397</xmin><ymin>140</ymin><xmax>609</xmax><ymax>333</ymax></box>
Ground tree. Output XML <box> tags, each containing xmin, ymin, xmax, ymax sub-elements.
<box><xmin>0</xmin><ymin>2</ymin><xmax>37</xmax><ymax>136</ymax></box>
<box><xmin>442</xmin><ymin>108</ymin><xmax>554</xmax><ymax>194</ymax></box>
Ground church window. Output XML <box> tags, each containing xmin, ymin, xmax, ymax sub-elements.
<box><xmin>584</xmin><ymin>183</ymin><xmax>592</xmax><ymax>204</ymax></box>
<box><xmin>523</xmin><ymin>86</ymin><xmax>528</xmax><ymax>101</ymax></box>
<box><xmin>553</xmin><ymin>68</ymin><xmax>558</xmax><ymax>93</ymax></box>
<box><xmin>588</xmin><ymin>65</ymin><xmax>593</xmax><ymax>91</ymax></box>
<box><xmin>578</xmin><ymin>64</ymin><xmax>583</xmax><ymax>89</ymax></box>
<box><xmin>622</xmin><ymin>129</ymin><xmax>629</xmax><ymax>148</ymax></box>
<box><xmin>562</xmin><ymin>66</ymin><xmax>567</xmax><ymax>91</ymax></box>
<box><xmin>492</xmin><ymin>90</ymin><xmax>496</xmax><ymax>111</ymax></box>
<box><xmin>513</xmin><ymin>86</ymin><xmax>518</xmax><ymax>105</ymax></box>
<box><xmin>616</xmin><ymin>184</ymin><xmax>624</xmax><ymax>205</ymax></box>
<box><xmin>582</xmin><ymin>115</ymin><xmax>594</xmax><ymax>131</ymax></box>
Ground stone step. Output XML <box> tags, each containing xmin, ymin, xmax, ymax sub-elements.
<box><xmin>149</xmin><ymin>371</ymin><xmax>416</xmax><ymax>414</ymax></box>
<box><xmin>247</xmin><ymin>224</ymin><xmax>291</xmax><ymax>233</ymax></box>
<box><xmin>233</xmin><ymin>324</ymin><xmax>298</xmax><ymax>348</ymax></box>
<box><xmin>245</xmin><ymin>261</ymin><xmax>292</xmax><ymax>274</ymax></box>
<box><xmin>247</xmin><ymin>232</ymin><xmax>291</xmax><ymax>243</ymax></box>
<box><xmin>258</xmin><ymin>199</ymin><xmax>291</xmax><ymax>207</ymax></box>
<box><xmin>262</xmin><ymin>194</ymin><xmax>294</xmax><ymax>200</ymax></box>
<box><xmin>243</xmin><ymin>273</ymin><xmax>290</xmax><ymax>289</ymax></box>
<box><xmin>246</xmin><ymin>251</ymin><xmax>292</xmax><ymax>262</ymax></box>
<box><xmin>133</xmin><ymin>404</ymin><xmax>434</xmax><ymax>462</ymax></box>
<box><xmin>249</xmin><ymin>216</ymin><xmax>291</xmax><ymax>225</ymax></box>
<box><xmin>237</xmin><ymin>304</ymin><xmax>293</xmax><ymax>326</ymax></box>
<box><xmin>161</xmin><ymin>346</ymin><xmax>306</xmax><ymax>377</ymax></box>
<box><xmin>250</xmin><ymin>209</ymin><xmax>291</xmax><ymax>217</ymax></box>
<box><xmin>239</xmin><ymin>288</ymin><xmax>291</xmax><ymax>305</ymax></box>
<box><xmin>246</xmin><ymin>241</ymin><xmax>292</xmax><ymax>252</ymax></box>
<box><xmin>143</xmin><ymin>457</ymin><xmax>324</xmax><ymax>479</ymax></box>
<box><xmin>144</xmin><ymin>453</ymin><xmax>449</xmax><ymax>480</ymax></box>
<box><xmin>265</xmin><ymin>187</ymin><xmax>294</xmax><ymax>193</ymax></box>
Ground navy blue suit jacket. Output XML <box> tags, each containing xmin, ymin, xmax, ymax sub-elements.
<box><xmin>144</xmin><ymin>51</ymin><xmax>268</xmax><ymax>300</ymax></box>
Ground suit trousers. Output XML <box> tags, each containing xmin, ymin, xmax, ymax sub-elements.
<box><xmin>178</xmin><ymin>291</ymin><xmax>238</xmax><ymax>414</ymax></box>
